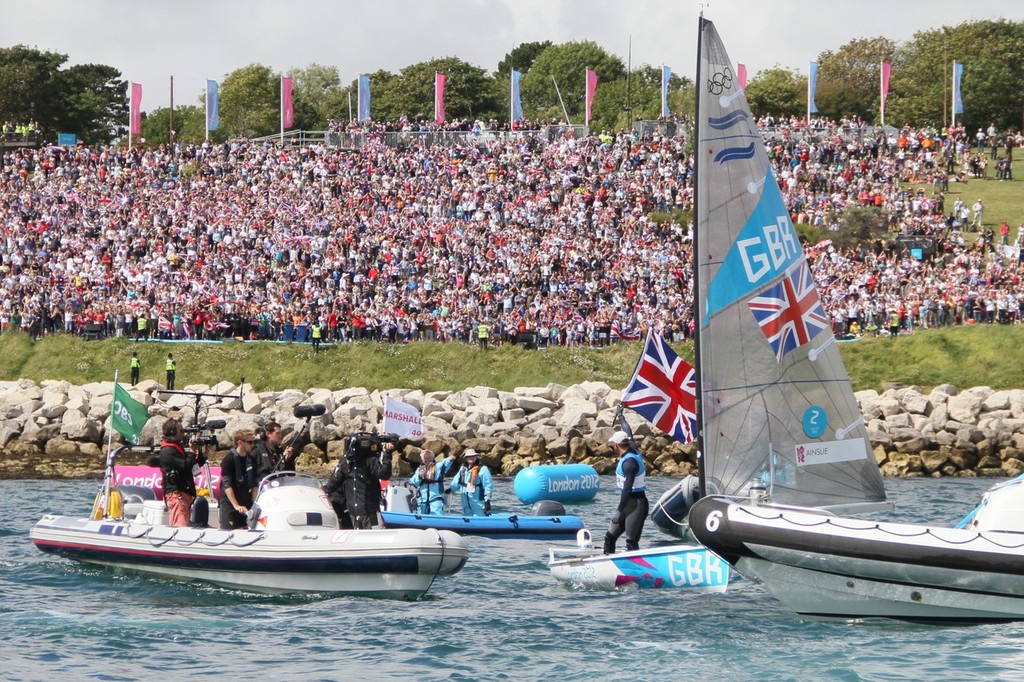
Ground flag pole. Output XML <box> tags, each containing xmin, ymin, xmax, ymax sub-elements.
<box><xmin>280</xmin><ymin>76</ymin><xmax>285</xmax><ymax>143</ymax></box>
<box><xmin>551</xmin><ymin>76</ymin><xmax>571</xmax><ymax>126</ymax></box>
<box><xmin>880</xmin><ymin>61</ymin><xmax>885</xmax><ymax>129</ymax></box>
<box><xmin>205</xmin><ymin>77</ymin><xmax>210</xmax><ymax>142</ymax></box>
<box><xmin>102</xmin><ymin>371</ymin><xmax>120</xmax><ymax>518</ymax></box>
<box><xmin>951</xmin><ymin>62</ymin><xmax>957</xmax><ymax>129</ymax></box>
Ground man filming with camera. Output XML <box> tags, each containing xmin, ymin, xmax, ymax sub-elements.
<box><xmin>158</xmin><ymin>418</ymin><xmax>208</xmax><ymax>527</ymax></box>
<box><xmin>253</xmin><ymin>420</ymin><xmax>297</xmax><ymax>481</ymax></box>
<box><xmin>323</xmin><ymin>432</ymin><xmax>394</xmax><ymax>529</ymax></box>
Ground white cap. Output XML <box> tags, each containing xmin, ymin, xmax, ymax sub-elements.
<box><xmin>463</xmin><ymin>448</ymin><xmax>479</xmax><ymax>459</ymax></box>
<box><xmin>608</xmin><ymin>430</ymin><xmax>630</xmax><ymax>445</ymax></box>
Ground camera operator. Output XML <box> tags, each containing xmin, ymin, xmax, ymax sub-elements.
<box><xmin>323</xmin><ymin>432</ymin><xmax>394</xmax><ymax>529</ymax></box>
<box><xmin>219</xmin><ymin>429</ymin><xmax>259</xmax><ymax>529</ymax></box>
<box><xmin>253</xmin><ymin>420</ymin><xmax>296</xmax><ymax>480</ymax></box>
<box><xmin>158</xmin><ymin>418</ymin><xmax>206</xmax><ymax>527</ymax></box>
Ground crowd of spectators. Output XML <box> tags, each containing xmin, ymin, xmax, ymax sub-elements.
<box><xmin>0</xmin><ymin>115</ymin><xmax>1021</xmax><ymax>348</ymax></box>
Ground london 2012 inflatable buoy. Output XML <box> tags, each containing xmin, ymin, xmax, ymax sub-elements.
<box><xmin>513</xmin><ymin>464</ymin><xmax>600</xmax><ymax>504</ymax></box>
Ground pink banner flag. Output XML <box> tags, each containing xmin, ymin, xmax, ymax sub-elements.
<box><xmin>880</xmin><ymin>62</ymin><xmax>892</xmax><ymax>108</ymax></box>
<box><xmin>737</xmin><ymin>63</ymin><xmax>748</xmax><ymax>92</ymax></box>
<box><xmin>435</xmin><ymin>72</ymin><xmax>446</xmax><ymax>125</ymax></box>
<box><xmin>281</xmin><ymin>76</ymin><xmax>294</xmax><ymax>129</ymax></box>
<box><xmin>585</xmin><ymin>68</ymin><xmax>598</xmax><ymax>124</ymax></box>
<box><xmin>129</xmin><ymin>82</ymin><xmax>142</xmax><ymax>135</ymax></box>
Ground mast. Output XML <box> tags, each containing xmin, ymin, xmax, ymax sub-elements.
<box><xmin>693</xmin><ymin>14</ymin><xmax>707</xmax><ymax>498</ymax></box>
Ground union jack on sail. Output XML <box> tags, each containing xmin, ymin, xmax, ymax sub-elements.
<box><xmin>747</xmin><ymin>262</ymin><xmax>829</xmax><ymax>362</ymax></box>
<box><xmin>621</xmin><ymin>330</ymin><xmax>697</xmax><ymax>444</ymax></box>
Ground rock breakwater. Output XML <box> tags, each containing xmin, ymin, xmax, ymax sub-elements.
<box><xmin>0</xmin><ymin>379</ymin><xmax>1021</xmax><ymax>481</ymax></box>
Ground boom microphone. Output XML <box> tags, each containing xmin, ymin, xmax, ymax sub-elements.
<box><xmin>293</xmin><ymin>404</ymin><xmax>327</xmax><ymax>419</ymax></box>
<box><xmin>203</xmin><ymin>420</ymin><xmax>227</xmax><ymax>430</ymax></box>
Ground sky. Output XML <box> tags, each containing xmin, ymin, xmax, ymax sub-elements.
<box><xmin>3</xmin><ymin>0</ymin><xmax>1022</xmax><ymax>112</ymax></box>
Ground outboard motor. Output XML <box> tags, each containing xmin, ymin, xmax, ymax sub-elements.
<box><xmin>530</xmin><ymin>500</ymin><xmax>567</xmax><ymax>516</ymax></box>
<box><xmin>651</xmin><ymin>475</ymin><xmax>721</xmax><ymax>539</ymax></box>
<box><xmin>191</xmin><ymin>496</ymin><xmax>210</xmax><ymax>527</ymax></box>
<box><xmin>116</xmin><ymin>485</ymin><xmax>157</xmax><ymax>519</ymax></box>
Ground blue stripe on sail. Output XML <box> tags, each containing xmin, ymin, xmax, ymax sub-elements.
<box><xmin>714</xmin><ymin>143</ymin><xmax>755</xmax><ymax>163</ymax></box>
<box><xmin>708</xmin><ymin>110</ymin><xmax>748</xmax><ymax>129</ymax></box>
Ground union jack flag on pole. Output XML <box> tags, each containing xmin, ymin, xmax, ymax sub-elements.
<box><xmin>621</xmin><ymin>330</ymin><xmax>697</xmax><ymax>444</ymax></box>
<box><xmin>747</xmin><ymin>262</ymin><xmax>829</xmax><ymax>362</ymax></box>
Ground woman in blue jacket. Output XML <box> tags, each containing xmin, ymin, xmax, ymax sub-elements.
<box><xmin>449</xmin><ymin>449</ymin><xmax>493</xmax><ymax>516</ymax></box>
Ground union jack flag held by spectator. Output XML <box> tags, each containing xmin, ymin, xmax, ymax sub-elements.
<box><xmin>610</xmin><ymin>321</ymin><xmax>641</xmax><ymax>341</ymax></box>
<box><xmin>621</xmin><ymin>330</ymin><xmax>697</xmax><ymax>444</ymax></box>
<box><xmin>747</xmin><ymin>262</ymin><xmax>829</xmax><ymax>362</ymax></box>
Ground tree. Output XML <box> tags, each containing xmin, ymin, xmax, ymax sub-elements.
<box><xmin>496</xmin><ymin>41</ymin><xmax>553</xmax><ymax>78</ymax></box>
<box><xmin>292</xmin><ymin>63</ymin><xmax>345</xmax><ymax>128</ymax></box>
<box><xmin>889</xmin><ymin>20</ymin><xmax>1024</xmax><ymax>130</ymax></box>
<box><xmin>374</xmin><ymin>58</ymin><xmax>499</xmax><ymax>123</ymax></box>
<box><xmin>744</xmin><ymin>67</ymin><xmax>806</xmax><ymax>119</ymax></box>
<box><xmin>520</xmin><ymin>41</ymin><xmax>626</xmax><ymax>124</ymax></box>
<box><xmin>141</xmin><ymin>105</ymin><xmax>206</xmax><ymax>145</ymax></box>
<box><xmin>815</xmin><ymin>37</ymin><xmax>897</xmax><ymax>124</ymax></box>
<box><xmin>0</xmin><ymin>45</ymin><xmax>127</xmax><ymax>144</ymax></box>
<box><xmin>58</xmin><ymin>64</ymin><xmax>128</xmax><ymax>143</ymax></box>
<box><xmin>219</xmin><ymin>64</ymin><xmax>281</xmax><ymax>138</ymax></box>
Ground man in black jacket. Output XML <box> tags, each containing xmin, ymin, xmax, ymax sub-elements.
<box><xmin>323</xmin><ymin>433</ymin><xmax>393</xmax><ymax>529</ymax></box>
<box><xmin>158</xmin><ymin>419</ymin><xmax>204</xmax><ymax>527</ymax></box>
<box><xmin>253</xmin><ymin>420</ymin><xmax>296</xmax><ymax>481</ymax></box>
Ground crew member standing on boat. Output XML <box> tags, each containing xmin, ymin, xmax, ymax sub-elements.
<box><xmin>410</xmin><ymin>449</ymin><xmax>454</xmax><ymax>515</ymax></box>
<box><xmin>449</xmin><ymin>449</ymin><xmax>493</xmax><ymax>516</ymax></box>
<box><xmin>158</xmin><ymin>418</ymin><xmax>204</xmax><ymax>527</ymax></box>
<box><xmin>253</xmin><ymin>420</ymin><xmax>296</xmax><ymax>481</ymax></box>
<box><xmin>323</xmin><ymin>433</ymin><xmax>394</xmax><ymax>529</ymax></box>
<box><xmin>603</xmin><ymin>430</ymin><xmax>648</xmax><ymax>554</ymax></box>
<box><xmin>219</xmin><ymin>430</ymin><xmax>258</xmax><ymax>529</ymax></box>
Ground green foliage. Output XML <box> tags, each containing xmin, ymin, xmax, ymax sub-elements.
<box><xmin>744</xmin><ymin>67</ymin><xmax>806</xmax><ymax>119</ymax></box>
<box><xmin>496</xmin><ymin>41</ymin><xmax>553</xmax><ymax>78</ymax></box>
<box><xmin>292</xmin><ymin>63</ymin><xmax>344</xmax><ymax>127</ymax></box>
<box><xmin>219</xmin><ymin>63</ymin><xmax>281</xmax><ymax>138</ymax></box>
<box><xmin>374</xmin><ymin>57</ymin><xmax>500</xmax><ymax>122</ymax></box>
<box><xmin>830</xmin><ymin>205</ymin><xmax>890</xmax><ymax>249</ymax></box>
<box><xmin>889</xmin><ymin>20</ymin><xmax>1024</xmax><ymax>130</ymax></box>
<box><xmin>816</xmin><ymin>37</ymin><xmax>897</xmax><ymax>123</ymax></box>
<box><xmin>0</xmin><ymin>45</ymin><xmax>126</xmax><ymax>144</ymax></box>
<box><xmin>521</xmin><ymin>41</ymin><xmax>626</xmax><ymax>127</ymax></box>
<box><xmin>141</xmin><ymin>105</ymin><xmax>206</xmax><ymax>145</ymax></box>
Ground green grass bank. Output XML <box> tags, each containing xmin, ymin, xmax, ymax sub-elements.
<box><xmin>0</xmin><ymin>325</ymin><xmax>1021</xmax><ymax>395</ymax></box>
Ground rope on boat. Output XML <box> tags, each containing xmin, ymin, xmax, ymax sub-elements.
<box><xmin>734</xmin><ymin>505</ymin><xmax>1024</xmax><ymax>550</ymax></box>
<box><xmin>421</xmin><ymin>529</ymin><xmax>447</xmax><ymax>598</ymax></box>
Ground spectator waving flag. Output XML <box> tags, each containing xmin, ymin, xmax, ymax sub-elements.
<box><xmin>610</xmin><ymin>321</ymin><xmax>641</xmax><ymax>341</ymax></box>
<box><xmin>621</xmin><ymin>330</ymin><xmax>697</xmax><ymax>445</ymax></box>
<box><xmin>748</xmin><ymin>262</ymin><xmax>829</xmax><ymax>362</ymax></box>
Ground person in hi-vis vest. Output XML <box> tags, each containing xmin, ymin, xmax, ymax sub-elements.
<box><xmin>165</xmin><ymin>353</ymin><xmax>176</xmax><ymax>390</ymax></box>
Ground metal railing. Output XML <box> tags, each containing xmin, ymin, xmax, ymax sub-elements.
<box><xmin>252</xmin><ymin>122</ymin><xmax>901</xmax><ymax>151</ymax></box>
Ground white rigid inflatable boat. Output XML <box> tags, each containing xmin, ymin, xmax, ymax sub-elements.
<box><xmin>31</xmin><ymin>472</ymin><xmax>468</xmax><ymax>600</ymax></box>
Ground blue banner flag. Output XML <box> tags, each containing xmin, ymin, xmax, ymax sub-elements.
<box><xmin>511</xmin><ymin>69</ymin><xmax>523</xmax><ymax>123</ymax></box>
<box><xmin>358</xmin><ymin>74</ymin><xmax>371</xmax><ymax>123</ymax></box>
<box><xmin>206</xmin><ymin>80</ymin><xmax>219</xmax><ymax>131</ymax></box>
<box><xmin>661</xmin><ymin>65</ymin><xmax>672</xmax><ymax>118</ymax></box>
<box><xmin>808</xmin><ymin>62</ymin><xmax>819</xmax><ymax>114</ymax></box>
<box><xmin>953</xmin><ymin>62</ymin><xmax>964</xmax><ymax>115</ymax></box>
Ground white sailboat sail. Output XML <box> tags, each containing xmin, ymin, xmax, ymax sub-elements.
<box><xmin>694</xmin><ymin>18</ymin><xmax>888</xmax><ymax>512</ymax></box>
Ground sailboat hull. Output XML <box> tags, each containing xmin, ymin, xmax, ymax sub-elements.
<box><xmin>548</xmin><ymin>542</ymin><xmax>729</xmax><ymax>591</ymax></box>
<box><xmin>690</xmin><ymin>497</ymin><xmax>1024</xmax><ymax>621</ymax></box>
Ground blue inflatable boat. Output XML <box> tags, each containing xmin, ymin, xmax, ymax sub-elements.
<box><xmin>382</xmin><ymin>484</ymin><xmax>585</xmax><ymax>540</ymax></box>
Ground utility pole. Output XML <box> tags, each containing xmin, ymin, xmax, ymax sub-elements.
<box><xmin>169</xmin><ymin>76</ymin><xmax>175</xmax><ymax>143</ymax></box>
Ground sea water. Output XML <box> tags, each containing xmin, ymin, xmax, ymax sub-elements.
<box><xmin>4</xmin><ymin>477</ymin><xmax>1024</xmax><ymax>681</ymax></box>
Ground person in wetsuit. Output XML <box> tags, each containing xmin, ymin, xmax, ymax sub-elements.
<box><xmin>603</xmin><ymin>430</ymin><xmax>648</xmax><ymax>554</ymax></box>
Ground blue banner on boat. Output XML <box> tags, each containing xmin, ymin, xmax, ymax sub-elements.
<box><xmin>514</xmin><ymin>464</ymin><xmax>600</xmax><ymax>504</ymax></box>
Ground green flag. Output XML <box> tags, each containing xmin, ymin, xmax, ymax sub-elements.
<box><xmin>112</xmin><ymin>382</ymin><xmax>149</xmax><ymax>445</ymax></box>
